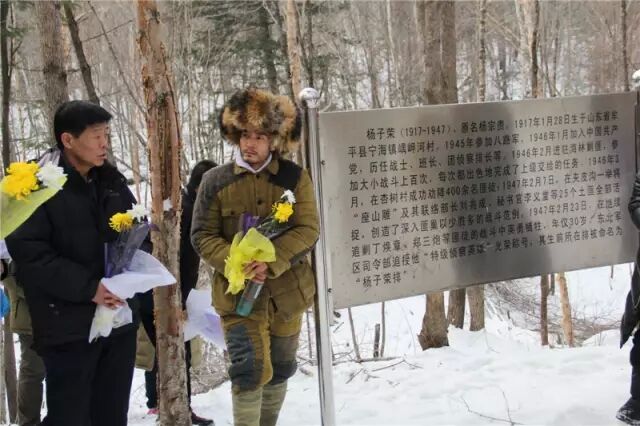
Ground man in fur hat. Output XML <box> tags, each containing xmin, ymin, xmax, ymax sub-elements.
<box><xmin>191</xmin><ymin>88</ymin><xmax>319</xmax><ymax>426</ymax></box>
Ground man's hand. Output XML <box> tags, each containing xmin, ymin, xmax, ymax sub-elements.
<box><xmin>92</xmin><ymin>282</ymin><xmax>125</xmax><ymax>309</ymax></box>
<box><xmin>244</xmin><ymin>261</ymin><xmax>268</xmax><ymax>283</ymax></box>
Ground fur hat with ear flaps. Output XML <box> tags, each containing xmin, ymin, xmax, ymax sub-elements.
<box><xmin>219</xmin><ymin>87</ymin><xmax>302</xmax><ymax>154</ymax></box>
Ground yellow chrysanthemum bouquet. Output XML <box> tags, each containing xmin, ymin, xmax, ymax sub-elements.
<box><xmin>90</xmin><ymin>205</ymin><xmax>174</xmax><ymax>342</ymax></box>
<box><xmin>0</xmin><ymin>161</ymin><xmax>67</xmax><ymax>239</ymax></box>
<box><xmin>224</xmin><ymin>190</ymin><xmax>296</xmax><ymax>316</ymax></box>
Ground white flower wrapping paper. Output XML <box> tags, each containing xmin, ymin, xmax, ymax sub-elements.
<box><xmin>89</xmin><ymin>250</ymin><xmax>176</xmax><ymax>342</ymax></box>
<box><xmin>183</xmin><ymin>289</ymin><xmax>226</xmax><ymax>349</ymax></box>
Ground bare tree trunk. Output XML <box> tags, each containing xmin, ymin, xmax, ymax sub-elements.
<box><xmin>440</xmin><ymin>1</ymin><xmax>457</xmax><ymax>103</ymax></box>
<box><xmin>447</xmin><ymin>289</ymin><xmax>465</xmax><ymax>329</ymax></box>
<box><xmin>35</xmin><ymin>0</ymin><xmax>69</xmax><ymax>139</ymax></box>
<box><xmin>300</xmin><ymin>0</ymin><xmax>315</xmax><ymax>88</ymax></box>
<box><xmin>373</xmin><ymin>324</ymin><xmax>380</xmax><ymax>358</ymax></box>
<box><xmin>63</xmin><ymin>3</ymin><xmax>98</xmax><ymax>105</ymax></box>
<box><xmin>1</xmin><ymin>0</ymin><xmax>11</xmax><ymax>171</ymax></box>
<box><xmin>540</xmin><ymin>274</ymin><xmax>549</xmax><ymax>346</ymax></box>
<box><xmin>468</xmin><ymin>286</ymin><xmax>485</xmax><ymax>331</ymax></box>
<box><xmin>557</xmin><ymin>272</ymin><xmax>575</xmax><ymax>347</ymax></box>
<box><xmin>62</xmin><ymin>2</ymin><xmax>119</xmax><ymax>168</ymax></box>
<box><xmin>443</xmin><ymin>0</ymin><xmax>462</xmax><ymax>328</ymax></box>
<box><xmin>380</xmin><ymin>301</ymin><xmax>386</xmax><ymax>357</ymax></box>
<box><xmin>137</xmin><ymin>1</ymin><xmax>190</xmax><ymax>424</ymax></box>
<box><xmin>477</xmin><ymin>0</ymin><xmax>487</xmax><ymax>102</ymax></box>
<box><xmin>414</xmin><ymin>1</ymin><xmax>425</xmax><ymax>104</ymax></box>
<box><xmin>621</xmin><ymin>0</ymin><xmax>629</xmax><ymax>91</ymax></box>
<box><xmin>520</xmin><ymin>0</ymin><xmax>540</xmax><ymax>98</ymax></box>
<box><xmin>385</xmin><ymin>0</ymin><xmax>401</xmax><ymax>106</ymax></box>
<box><xmin>417</xmin><ymin>0</ymin><xmax>457</xmax><ymax>349</ymax></box>
<box><xmin>418</xmin><ymin>293</ymin><xmax>449</xmax><ymax>349</ymax></box>
<box><xmin>285</xmin><ymin>0</ymin><xmax>302</xmax><ymax>97</ymax></box>
<box><xmin>498</xmin><ymin>40</ymin><xmax>508</xmax><ymax>100</ymax></box>
<box><xmin>285</xmin><ymin>0</ymin><xmax>305</xmax><ymax>166</ymax></box>
<box><xmin>550</xmin><ymin>3</ymin><xmax>560</xmax><ymax>97</ymax></box>
<box><xmin>420</xmin><ymin>0</ymin><xmax>441</xmax><ymax>104</ymax></box>
<box><xmin>3</xmin><ymin>315</ymin><xmax>16</xmax><ymax>423</ymax></box>
<box><xmin>131</xmin><ymin>121</ymin><xmax>142</xmax><ymax>201</ymax></box>
<box><xmin>530</xmin><ymin>0</ymin><xmax>539</xmax><ymax>98</ymax></box>
<box><xmin>258</xmin><ymin>4</ymin><xmax>279</xmax><ymax>94</ymax></box>
<box><xmin>90</xmin><ymin>1</ymin><xmax>145</xmax><ymax>117</ymax></box>
<box><xmin>347</xmin><ymin>308</ymin><xmax>361</xmax><ymax>362</ymax></box>
<box><xmin>272</xmin><ymin>0</ymin><xmax>293</xmax><ymax>98</ymax></box>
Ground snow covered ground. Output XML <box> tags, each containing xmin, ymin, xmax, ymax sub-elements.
<box><xmin>2</xmin><ymin>264</ymin><xmax>633</xmax><ymax>425</ymax></box>
<box><xmin>124</xmin><ymin>264</ymin><xmax>635</xmax><ymax>425</ymax></box>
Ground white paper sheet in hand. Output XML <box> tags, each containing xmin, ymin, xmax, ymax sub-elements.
<box><xmin>183</xmin><ymin>289</ymin><xmax>226</xmax><ymax>349</ymax></box>
<box><xmin>0</xmin><ymin>240</ymin><xmax>10</xmax><ymax>260</ymax></box>
<box><xmin>89</xmin><ymin>250</ymin><xmax>176</xmax><ymax>342</ymax></box>
<box><xmin>89</xmin><ymin>304</ymin><xmax>133</xmax><ymax>342</ymax></box>
<box><xmin>101</xmin><ymin>250</ymin><xmax>176</xmax><ymax>298</ymax></box>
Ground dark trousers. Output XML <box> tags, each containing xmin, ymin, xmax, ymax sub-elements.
<box><xmin>17</xmin><ymin>334</ymin><xmax>46</xmax><ymax>426</ymax></box>
<box><xmin>140</xmin><ymin>302</ymin><xmax>192</xmax><ymax>409</ymax></box>
<box><xmin>630</xmin><ymin>328</ymin><xmax>640</xmax><ymax>399</ymax></box>
<box><xmin>40</xmin><ymin>328</ymin><xmax>137</xmax><ymax>426</ymax></box>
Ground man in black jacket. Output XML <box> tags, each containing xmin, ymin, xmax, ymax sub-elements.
<box><xmin>618</xmin><ymin>171</ymin><xmax>640</xmax><ymax>425</ymax></box>
<box><xmin>140</xmin><ymin>159</ymin><xmax>217</xmax><ymax>425</ymax></box>
<box><xmin>6</xmin><ymin>101</ymin><xmax>139</xmax><ymax>426</ymax></box>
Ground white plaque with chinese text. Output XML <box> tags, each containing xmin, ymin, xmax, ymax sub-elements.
<box><xmin>318</xmin><ymin>93</ymin><xmax>638</xmax><ymax>309</ymax></box>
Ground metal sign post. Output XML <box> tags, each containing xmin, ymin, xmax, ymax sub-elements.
<box><xmin>300</xmin><ymin>87</ymin><xmax>336</xmax><ymax>426</ymax></box>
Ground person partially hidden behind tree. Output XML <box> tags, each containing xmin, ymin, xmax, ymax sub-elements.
<box><xmin>191</xmin><ymin>88</ymin><xmax>320</xmax><ymax>426</ymax></box>
<box><xmin>139</xmin><ymin>159</ymin><xmax>217</xmax><ymax>425</ymax></box>
<box><xmin>2</xmin><ymin>257</ymin><xmax>46</xmax><ymax>426</ymax></box>
<box><xmin>617</xmin><ymin>75</ymin><xmax>640</xmax><ymax>426</ymax></box>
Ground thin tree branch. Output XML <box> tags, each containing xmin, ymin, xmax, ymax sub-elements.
<box><xmin>87</xmin><ymin>2</ymin><xmax>146</xmax><ymax>116</ymax></box>
<box><xmin>80</xmin><ymin>18</ymin><xmax>133</xmax><ymax>43</ymax></box>
<box><xmin>460</xmin><ymin>395</ymin><xmax>522</xmax><ymax>425</ymax></box>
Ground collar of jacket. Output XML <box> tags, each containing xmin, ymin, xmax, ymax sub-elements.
<box><xmin>57</xmin><ymin>152</ymin><xmax>125</xmax><ymax>192</ymax></box>
<box><xmin>232</xmin><ymin>155</ymin><xmax>280</xmax><ymax>176</ymax></box>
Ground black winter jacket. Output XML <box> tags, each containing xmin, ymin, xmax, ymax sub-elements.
<box><xmin>6</xmin><ymin>153</ymin><xmax>140</xmax><ymax>350</ymax></box>
<box><xmin>179</xmin><ymin>187</ymin><xmax>200</xmax><ymax>305</ymax></box>
<box><xmin>621</xmin><ymin>172</ymin><xmax>640</xmax><ymax>346</ymax></box>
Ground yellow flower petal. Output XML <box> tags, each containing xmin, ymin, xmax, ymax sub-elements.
<box><xmin>1</xmin><ymin>162</ymin><xmax>40</xmax><ymax>201</ymax></box>
<box><xmin>109</xmin><ymin>212</ymin><xmax>134</xmax><ymax>232</ymax></box>
<box><xmin>273</xmin><ymin>202</ymin><xmax>293</xmax><ymax>223</ymax></box>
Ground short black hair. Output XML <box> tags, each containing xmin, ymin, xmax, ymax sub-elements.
<box><xmin>53</xmin><ymin>100</ymin><xmax>112</xmax><ymax>150</ymax></box>
<box><xmin>187</xmin><ymin>160</ymin><xmax>217</xmax><ymax>193</ymax></box>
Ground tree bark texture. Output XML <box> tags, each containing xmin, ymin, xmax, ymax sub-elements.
<box><xmin>418</xmin><ymin>292</ymin><xmax>449</xmax><ymax>349</ymax></box>
<box><xmin>477</xmin><ymin>0</ymin><xmax>487</xmax><ymax>102</ymax></box>
<box><xmin>35</xmin><ymin>0</ymin><xmax>69</xmax><ymax>141</ymax></box>
<box><xmin>258</xmin><ymin>4</ymin><xmax>279</xmax><ymax>94</ymax></box>
<box><xmin>137</xmin><ymin>1</ymin><xmax>190</xmax><ymax>424</ymax></box>
<box><xmin>557</xmin><ymin>272</ymin><xmax>575</xmax><ymax>347</ymax></box>
<box><xmin>468</xmin><ymin>285</ymin><xmax>485</xmax><ymax>331</ymax></box>
<box><xmin>447</xmin><ymin>289</ymin><xmax>465</xmax><ymax>329</ymax></box>
<box><xmin>1</xmin><ymin>0</ymin><xmax>11</xmax><ymax>171</ymax></box>
<box><xmin>540</xmin><ymin>273</ymin><xmax>549</xmax><ymax>346</ymax></box>
<box><xmin>621</xmin><ymin>0</ymin><xmax>629</xmax><ymax>91</ymax></box>
<box><xmin>417</xmin><ymin>0</ymin><xmax>459</xmax><ymax>349</ymax></box>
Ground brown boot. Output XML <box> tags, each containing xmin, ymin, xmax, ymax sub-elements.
<box><xmin>259</xmin><ymin>382</ymin><xmax>287</xmax><ymax>426</ymax></box>
<box><xmin>232</xmin><ymin>388</ymin><xmax>263</xmax><ymax>426</ymax></box>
